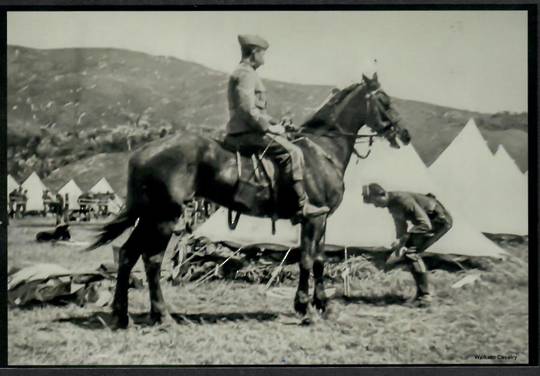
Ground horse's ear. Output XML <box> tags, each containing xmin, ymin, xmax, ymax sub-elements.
<box><xmin>372</xmin><ymin>72</ymin><xmax>378</xmax><ymax>82</ymax></box>
<box><xmin>362</xmin><ymin>73</ymin><xmax>370</xmax><ymax>83</ymax></box>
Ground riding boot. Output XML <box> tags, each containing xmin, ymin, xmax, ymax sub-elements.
<box><xmin>292</xmin><ymin>181</ymin><xmax>330</xmax><ymax>217</ymax></box>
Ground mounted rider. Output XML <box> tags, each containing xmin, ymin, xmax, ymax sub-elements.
<box><xmin>224</xmin><ymin>34</ymin><xmax>329</xmax><ymax>219</ymax></box>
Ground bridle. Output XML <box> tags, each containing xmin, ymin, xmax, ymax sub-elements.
<box><xmin>299</xmin><ymin>84</ymin><xmax>403</xmax><ymax>159</ymax></box>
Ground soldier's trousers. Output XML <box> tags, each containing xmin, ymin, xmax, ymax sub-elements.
<box><xmin>406</xmin><ymin>216</ymin><xmax>453</xmax><ymax>254</ymax></box>
<box><xmin>223</xmin><ymin>132</ymin><xmax>305</xmax><ymax>181</ymax></box>
<box><xmin>405</xmin><ymin>218</ymin><xmax>453</xmax><ymax>295</ymax></box>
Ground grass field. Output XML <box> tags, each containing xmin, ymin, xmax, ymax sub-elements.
<box><xmin>7</xmin><ymin>218</ymin><xmax>529</xmax><ymax>365</ymax></box>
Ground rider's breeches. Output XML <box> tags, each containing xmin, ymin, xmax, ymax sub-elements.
<box><xmin>266</xmin><ymin>134</ymin><xmax>305</xmax><ymax>181</ymax></box>
<box><xmin>224</xmin><ymin>132</ymin><xmax>305</xmax><ymax>181</ymax></box>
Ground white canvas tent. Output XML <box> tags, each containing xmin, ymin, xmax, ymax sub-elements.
<box><xmin>58</xmin><ymin>179</ymin><xmax>83</xmax><ymax>210</ymax></box>
<box><xmin>7</xmin><ymin>175</ymin><xmax>19</xmax><ymax>198</ymax></box>
<box><xmin>20</xmin><ymin>172</ymin><xmax>49</xmax><ymax>212</ymax></box>
<box><xmin>491</xmin><ymin>145</ymin><xmax>528</xmax><ymax>234</ymax></box>
<box><xmin>430</xmin><ymin>119</ymin><xmax>527</xmax><ymax>235</ymax></box>
<box><xmin>195</xmin><ymin>137</ymin><xmax>507</xmax><ymax>259</ymax></box>
<box><xmin>494</xmin><ymin>145</ymin><xmax>525</xmax><ymax>181</ymax></box>
<box><xmin>89</xmin><ymin>177</ymin><xmax>124</xmax><ymax>214</ymax></box>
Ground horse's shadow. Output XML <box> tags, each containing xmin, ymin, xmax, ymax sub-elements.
<box><xmin>55</xmin><ymin>310</ymin><xmax>280</xmax><ymax>330</ymax></box>
<box><xmin>337</xmin><ymin>293</ymin><xmax>409</xmax><ymax>306</ymax></box>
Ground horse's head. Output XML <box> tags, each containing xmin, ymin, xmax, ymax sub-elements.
<box><xmin>361</xmin><ymin>73</ymin><xmax>410</xmax><ymax>148</ymax></box>
<box><xmin>302</xmin><ymin>73</ymin><xmax>411</xmax><ymax>150</ymax></box>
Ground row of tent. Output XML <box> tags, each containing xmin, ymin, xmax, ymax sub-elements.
<box><xmin>194</xmin><ymin>119</ymin><xmax>527</xmax><ymax>259</ymax></box>
<box><xmin>7</xmin><ymin>173</ymin><xmax>124</xmax><ymax>214</ymax></box>
<box><xmin>6</xmin><ymin>119</ymin><xmax>526</xmax><ymax>259</ymax></box>
<box><xmin>430</xmin><ymin>119</ymin><xmax>528</xmax><ymax>235</ymax></box>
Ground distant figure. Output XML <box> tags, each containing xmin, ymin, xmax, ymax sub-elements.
<box><xmin>42</xmin><ymin>189</ymin><xmax>53</xmax><ymax>216</ymax></box>
<box><xmin>362</xmin><ymin>183</ymin><xmax>453</xmax><ymax>307</ymax></box>
<box><xmin>63</xmin><ymin>193</ymin><xmax>70</xmax><ymax>224</ymax></box>
<box><xmin>11</xmin><ymin>187</ymin><xmax>26</xmax><ymax>218</ymax></box>
<box><xmin>78</xmin><ymin>192</ymin><xmax>94</xmax><ymax>221</ymax></box>
<box><xmin>22</xmin><ymin>189</ymin><xmax>28</xmax><ymax>214</ymax></box>
<box><xmin>8</xmin><ymin>188</ymin><xmax>18</xmax><ymax>218</ymax></box>
<box><xmin>55</xmin><ymin>193</ymin><xmax>65</xmax><ymax>226</ymax></box>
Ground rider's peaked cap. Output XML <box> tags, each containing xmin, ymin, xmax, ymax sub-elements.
<box><xmin>238</xmin><ymin>34</ymin><xmax>269</xmax><ymax>50</ymax></box>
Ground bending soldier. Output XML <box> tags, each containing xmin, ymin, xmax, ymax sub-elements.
<box><xmin>223</xmin><ymin>34</ymin><xmax>329</xmax><ymax>220</ymax></box>
<box><xmin>362</xmin><ymin>183</ymin><xmax>453</xmax><ymax>307</ymax></box>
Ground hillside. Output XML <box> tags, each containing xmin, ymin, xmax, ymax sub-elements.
<box><xmin>7</xmin><ymin>45</ymin><xmax>331</xmax><ymax>132</ymax></box>
<box><xmin>391</xmin><ymin>99</ymin><xmax>528</xmax><ymax>169</ymax></box>
<box><xmin>43</xmin><ymin>152</ymin><xmax>130</xmax><ymax>196</ymax></box>
<box><xmin>8</xmin><ymin>45</ymin><xmax>528</xmax><ymax>185</ymax></box>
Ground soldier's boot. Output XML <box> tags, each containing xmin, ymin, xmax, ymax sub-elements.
<box><xmin>292</xmin><ymin>181</ymin><xmax>330</xmax><ymax>218</ymax></box>
<box><xmin>411</xmin><ymin>270</ymin><xmax>432</xmax><ymax>308</ymax></box>
<box><xmin>405</xmin><ymin>255</ymin><xmax>432</xmax><ymax>307</ymax></box>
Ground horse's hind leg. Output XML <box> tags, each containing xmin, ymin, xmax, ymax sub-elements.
<box><xmin>141</xmin><ymin>220</ymin><xmax>176</xmax><ymax>325</ymax></box>
<box><xmin>111</xmin><ymin>227</ymin><xmax>143</xmax><ymax>329</ymax></box>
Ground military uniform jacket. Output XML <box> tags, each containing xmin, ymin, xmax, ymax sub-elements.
<box><xmin>387</xmin><ymin>191</ymin><xmax>451</xmax><ymax>239</ymax></box>
<box><xmin>226</xmin><ymin>62</ymin><xmax>273</xmax><ymax>135</ymax></box>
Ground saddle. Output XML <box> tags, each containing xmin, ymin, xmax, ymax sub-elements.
<box><xmin>219</xmin><ymin>139</ymin><xmax>282</xmax><ymax>233</ymax></box>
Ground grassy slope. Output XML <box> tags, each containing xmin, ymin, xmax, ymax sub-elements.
<box><xmin>8</xmin><ymin>45</ymin><xmax>528</xmax><ymax>173</ymax></box>
<box><xmin>8</xmin><ymin>220</ymin><xmax>528</xmax><ymax>365</ymax></box>
<box><xmin>43</xmin><ymin>152</ymin><xmax>130</xmax><ymax>195</ymax></box>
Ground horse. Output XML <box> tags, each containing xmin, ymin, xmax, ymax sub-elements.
<box><xmin>85</xmin><ymin>72</ymin><xmax>411</xmax><ymax>329</ymax></box>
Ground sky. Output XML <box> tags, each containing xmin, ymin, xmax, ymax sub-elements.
<box><xmin>7</xmin><ymin>11</ymin><xmax>528</xmax><ymax>113</ymax></box>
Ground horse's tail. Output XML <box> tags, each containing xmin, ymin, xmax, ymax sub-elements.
<box><xmin>83</xmin><ymin>208</ymin><xmax>138</xmax><ymax>252</ymax></box>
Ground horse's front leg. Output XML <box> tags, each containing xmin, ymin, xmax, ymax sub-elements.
<box><xmin>294</xmin><ymin>216</ymin><xmax>326</xmax><ymax>317</ymax></box>
<box><xmin>313</xmin><ymin>253</ymin><xmax>328</xmax><ymax>313</ymax></box>
<box><xmin>312</xmin><ymin>218</ymin><xmax>328</xmax><ymax>313</ymax></box>
<box><xmin>294</xmin><ymin>252</ymin><xmax>311</xmax><ymax>316</ymax></box>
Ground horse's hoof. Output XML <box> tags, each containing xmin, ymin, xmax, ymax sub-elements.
<box><xmin>298</xmin><ymin>305</ymin><xmax>319</xmax><ymax>326</ymax></box>
<box><xmin>294</xmin><ymin>300</ymin><xmax>308</xmax><ymax>316</ymax></box>
<box><xmin>150</xmin><ymin>312</ymin><xmax>175</xmax><ymax>327</ymax></box>
<box><xmin>313</xmin><ymin>297</ymin><xmax>328</xmax><ymax>312</ymax></box>
<box><xmin>294</xmin><ymin>291</ymin><xmax>310</xmax><ymax>316</ymax></box>
<box><xmin>314</xmin><ymin>300</ymin><xmax>332</xmax><ymax>319</ymax></box>
<box><xmin>110</xmin><ymin>315</ymin><xmax>129</xmax><ymax>330</ymax></box>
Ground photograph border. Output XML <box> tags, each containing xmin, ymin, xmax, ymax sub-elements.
<box><xmin>0</xmin><ymin>0</ymin><xmax>537</xmax><ymax>374</ymax></box>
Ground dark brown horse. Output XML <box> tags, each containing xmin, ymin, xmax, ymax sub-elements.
<box><xmin>86</xmin><ymin>73</ymin><xmax>411</xmax><ymax>329</ymax></box>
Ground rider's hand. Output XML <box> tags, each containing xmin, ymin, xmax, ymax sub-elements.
<box><xmin>280</xmin><ymin>114</ymin><xmax>293</xmax><ymax>126</ymax></box>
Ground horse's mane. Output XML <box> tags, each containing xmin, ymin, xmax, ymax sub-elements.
<box><xmin>301</xmin><ymin>83</ymin><xmax>362</xmax><ymax>131</ymax></box>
